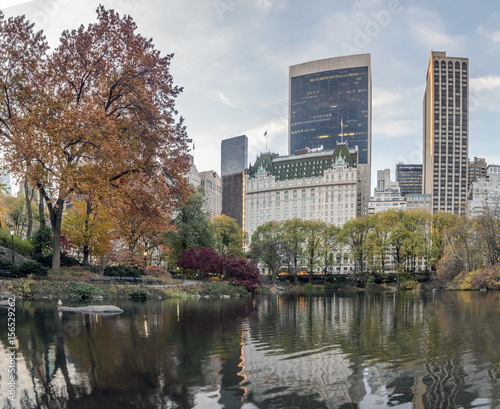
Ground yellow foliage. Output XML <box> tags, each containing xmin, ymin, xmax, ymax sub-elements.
<box><xmin>456</xmin><ymin>270</ymin><xmax>480</xmax><ymax>290</ymax></box>
<box><xmin>62</xmin><ymin>197</ymin><xmax>114</xmax><ymax>257</ymax></box>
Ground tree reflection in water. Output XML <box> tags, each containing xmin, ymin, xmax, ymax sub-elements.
<box><xmin>0</xmin><ymin>292</ymin><xmax>500</xmax><ymax>408</ymax></box>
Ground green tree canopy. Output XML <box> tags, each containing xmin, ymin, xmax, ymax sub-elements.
<box><xmin>166</xmin><ymin>187</ymin><xmax>214</xmax><ymax>264</ymax></box>
<box><xmin>211</xmin><ymin>215</ymin><xmax>244</xmax><ymax>257</ymax></box>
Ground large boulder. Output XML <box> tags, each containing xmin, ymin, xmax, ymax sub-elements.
<box><xmin>0</xmin><ymin>245</ymin><xmax>30</xmax><ymax>266</ymax></box>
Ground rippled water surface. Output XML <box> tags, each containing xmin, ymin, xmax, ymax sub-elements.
<box><xmin>1</xmin><ymin>291</ymin><xmax>500</xmax><ymax>408</ymax></box>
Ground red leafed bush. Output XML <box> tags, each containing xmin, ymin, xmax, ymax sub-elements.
<box><xmin>177</xmin><ymin>247</ymin><xmax>222</xmax><ymax>277</ymax></box>
<box><xmin>221</xmin><ymin>254</ymin><xmax>261</xmax><ymax>291</ymax></box>
<box><xmin>177</xmin><ymin>247</ymin><xmax>261</xmax><ymax>291</ymax></box>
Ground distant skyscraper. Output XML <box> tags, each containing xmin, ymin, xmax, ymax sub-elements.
<box><xmin>221</xmin><ymin>135</ymin><xmax>248</xmax><ymax>177</ymax></box>
<box><xmin>423</xmin><ymin>51</ymin><xmax>469</xmax><ymax>214</ymax></box>
<box><xmin>289</xmin><ymin>54</ymin><xmax>372</xmax><ymax>215</ymax></box>
<box><xmin>186</xmin><ymin>154</ymin><xmax>201</xmax><ymax>187</ymax></box>
<box><xmin>468</xmin><ymin>157</ymin><xmax>487</xmax><ymax>192</ymax></box>
<box><xmin>221</xmin><ymin>135</ymin><xmax>248</xmax><ymax>227</ymax></box>
<box><xmin>199</xmin><ymin>171</ymin><xmax>222</xmax><ymax>218</ymax></box>
<box><xmin>368</xmin><ymin>169</ymin><xmax>406</xmax><ymax>214</ymax></box>
<box><xmin>396</xmin><ymin>163</ymin><xmax>423</xmax><ymax>196</ymax></box>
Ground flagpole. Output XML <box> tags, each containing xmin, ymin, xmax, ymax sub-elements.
<box><xmin>340</xmin><ymin>118</ymin><xmax>344</xmax><ymax>144</ymax></box>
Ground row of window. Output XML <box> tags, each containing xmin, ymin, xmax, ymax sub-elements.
<box><xmin>250</xmin><ymin>202</ymin><xmax>356</xmax><ymax>215</ymax></box>
<box><xmin>249</xmin><ymin>215</ymin><xmax>354</xmax><ymax>230</ymax></box>
<box><xmin>249</xmin><ymin>186</ymin><xmax>357</xmax><ymax>201</ymax></box>
<box><xmin>433</xmin><ymin>60</ymin><xmax>467</xmax><ymax>70</ymax></box>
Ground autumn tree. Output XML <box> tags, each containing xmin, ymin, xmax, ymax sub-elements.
<box><xmin>0</xmin><ymin>192</ymin><xmax>36</xmax><ymax>237</ymax></box>
<box><xmin>0</xmin><ymin>13</ymin><xmax>48</xmax><ymax>237</ymax></box>
<box><xmin>1</xmin><ymin>8</ymin><xmax>190</xmax><ymax>271</ymax></box>
<box><xmin>475</xmin><ymin>204</ymin><xmax>500</xmax><ymax>266</ymax></box>
<box><xmin>62</xmin><ymin>197</ymin><xmax>114</xmax><ymax>265</ymax></box>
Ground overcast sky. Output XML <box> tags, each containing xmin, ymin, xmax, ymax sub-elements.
<box><xmin>3</xmin><ymin>0</ymin><xmax>500</xmax><ymax>189</ymax></box>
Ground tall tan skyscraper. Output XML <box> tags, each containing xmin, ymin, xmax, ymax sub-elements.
<box><xmin>423</xmin><ymin>51</ymin><xmax>469</xmax><ymax>214</ymax></box>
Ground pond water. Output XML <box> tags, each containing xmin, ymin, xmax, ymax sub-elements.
<box><xmin>1</xmin><ymin>291</ymin><xmax>500</xmax><ymax>409</ymax></box>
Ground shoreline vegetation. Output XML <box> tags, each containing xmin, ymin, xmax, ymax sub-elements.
<box><xmin>0</xmin><ymin>268</ymin><xmax>252</xmax><ymax>302</ymax></box>
<box><xmin>0</xmin><ymin>267</ymin><xmax>497</xmax><ymax>303</ymax></box>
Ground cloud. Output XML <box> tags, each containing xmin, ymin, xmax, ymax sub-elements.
<box><xmin>372</xmin><ymin>86</ymin><xmax>422</xmax><ymax>139</ymax></box>
<box><xmin>1</xmin><ymin>0</ymin><xmax>34</xmax><ymax>10</ymax></box>
<box><xmin>406</xmin><ymin>7</ymin><xmax>467</xmax><ymax>52</ymax></box>
<box><xmin>249</xmin><ymin>0</ymin><xmax>285</xmax><ymax>13</ymax></box>
<box><xmin>243</xmin><ymin>116</ymin><xmax>288</xmax><ymax>163</ymax></box>
<box><xmin>470</xmin><ymin>75</ymin><xmax>500</xmax><ymax>112</ymax></box>
<box><xmin>217</xmin><ymin>92</ymin><xmax>237</xmax><ymax>108</ymax></box>
<box><xmin>486</xmin><ymin>30</ymin><xmax>500</xmax><ymax>43</ymax></box>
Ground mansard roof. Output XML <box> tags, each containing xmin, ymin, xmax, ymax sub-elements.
<box><xmin>247</xmin><ymin>143</ymin><xmax>358</xmax><ymax>181</ymax></box>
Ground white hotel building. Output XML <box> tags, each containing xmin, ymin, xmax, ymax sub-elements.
<box><xmin>244</xmin><ymin>143</ymin><xmax>360</xmax><ymax>239</ymax></box>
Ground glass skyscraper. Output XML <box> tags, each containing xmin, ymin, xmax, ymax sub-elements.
<box><xmin>221</xmin><ymin>135</ymin><xmax>248</xmax><ymax>227</ymax></box>
<box><xmin>289</xmin><ymin>55</ymin><xmax>371</xmax><ymax>164</ymax></box>
<box><xmin>396</xmin><ymin>163</ymin><xmax>423</xmax><ymax>196</ymax></box>
<box><xmin>288</xmin><ymin>55</ymin><xmax>372</xmax><ymax>215</ymax></box>
<box><xmin>221</xmin><ymin>135</ymin><xmax>248</xmax><ymax>177</ymax></box>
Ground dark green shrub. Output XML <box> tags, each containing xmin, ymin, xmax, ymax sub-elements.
<box><xmin>104</xmin><ymin>265</ymin><xmax>141</xmax><ymax>278</ymax></box>
<box><xmin>0</xmin><ymin>258</ymin><xmax>16</xmax><ymax>271</ymax></box>
<box><xmin>61</xmin><ymin>253</ymin><xmax>80</xmax><ymax>266</ymax></box>
<box><xmin>34</xmin><ymin>253</ymin><xmax>81</xmax><ymax>268</ymax></box>
<box><xmin>33</xmin><ymin>254</ymin><xmax>51</xmax><ymax>267</ymax></box>
<box><xmin>71</xmin><ymin>283</ymin><xmax>99</xmax><ymax>300</ymax></box>
<box><xmin>0</xmin><ymin>258</ymin><xmax>17</xmax><ymax>274</ymax></box>
<box><xmin>128</xmin><ymin>287</ymin><xmax>149</xmax><ymax>300</ymax></box>
<box><xmin>30</xmin><ymin>227</ymin><xmax>53</xmax><ymax>256</ymax></box>
<box><xmin>17</xmin><ymin>260</ymin><xmax>49</xmax><ymax>277</ymax></box>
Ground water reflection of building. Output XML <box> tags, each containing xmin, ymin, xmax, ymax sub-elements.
<box><xmin>243</xmin><ymin>340</ymin><xmax>358</xmax><ymax>405</ymax></box>
<box><xmin>6</xmin><ymin>295</ymin><xmax>500</xmax><ymax>409</ymax></box>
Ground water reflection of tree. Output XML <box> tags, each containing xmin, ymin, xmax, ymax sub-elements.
<box><xmin>1</xmin><ymin>298</ymin><xmax>255</xmax><ymax>409</ymax></box>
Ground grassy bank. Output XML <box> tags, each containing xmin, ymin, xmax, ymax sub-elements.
<box><xmin>0</xmin><ymin>276</ymin><xmax>251</xmax><ymax>301</ymax></box>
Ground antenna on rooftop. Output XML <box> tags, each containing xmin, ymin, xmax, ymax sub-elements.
<box><xmin>264</xmin><ymin>129</ymin><xmax>268</xmax><ymax>152</ymax></box>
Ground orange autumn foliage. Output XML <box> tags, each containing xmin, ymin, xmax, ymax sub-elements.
<box><xmin>0</xmin><ymin>7</ymin><xmax>190</xmax><ymax>271</ymax></box>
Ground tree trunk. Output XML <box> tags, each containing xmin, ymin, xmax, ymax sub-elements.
<box><xmin>38</xmin><ymin>189</ymin><xmax>45</xmax><ymax>229</ymax></box>
<box><xmin>50</xmin><ymin>199</ymin><xmax>64</xmax><ymax>273</ymax></box>
<box><xmin>83</xmin><ymin>200</ymin><xmax>92</xmax><ymax>266</ymax></box>
<box><xmin>83</xmin><ymin>245</ymin><xmax>90</xmax><ymax>266</ymax></box>
<box><xmin>24</xmin><ymin>181</ymin><xmax>34</xmax><ymax>239</ymax></box>
<box><xmin>41</xmin><ymin>187</ymin><xmax>64</xmax><ymax>273</ymax></box>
